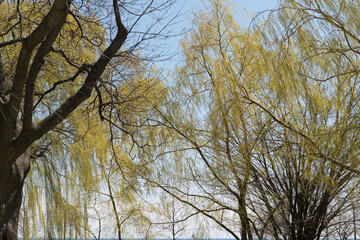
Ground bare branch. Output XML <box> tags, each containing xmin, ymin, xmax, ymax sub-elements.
<box><xmin>22</xmin><ymin>16</ymin><xmax>67</xmax><ymax>132</ymax></box>
<box><xmin>4</xmin><ymin>0</ymin><xmax>72</xmax><ymax>143</ymax></box>
<box><xmin>0</xmin><ymin>38</ymin><xmax>25</xmax><ymax>48</ymax></box>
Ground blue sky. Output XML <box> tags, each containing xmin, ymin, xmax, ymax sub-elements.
<box><xmin>177</xmin><ymin>0</ymin><xmax>280</xmax><ymax>38</ymax></box>
<box><xmin>232</xmin><ymin>0</ymin><xmax>279</xmax><ymax>13</ymax></box>
<box><xmin>162</xmin><ymin>0</ymin><xmax>280</xmax><ymax>69</ymax></box>
<box><xmin>182</xmin><ymin>0</ymin><xmax>279</xmax><ymax>15</ymax></box>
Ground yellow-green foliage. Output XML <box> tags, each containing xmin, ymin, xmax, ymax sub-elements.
<box><xmin>21</xmin><ymin>70</ymin><xmax>164</xmax><ymax>238</ymax></box>
<box><xmin>150</xmin><ymin>0</ymin><xmax>360</xmax><ymax>239</ymax></box>
<box><xmin>0</xmin><ymin>0</ymin><xmax>166</xmax><ymax>238</ymax></box>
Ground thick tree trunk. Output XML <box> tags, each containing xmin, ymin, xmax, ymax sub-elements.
<box><xmin>0</xmin><ymin>151</ymin><xmax>30</xmax><ymax>240</ymax></box>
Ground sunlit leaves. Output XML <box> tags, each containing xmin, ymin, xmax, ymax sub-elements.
<box><xmin>144</xmin><ymin>1</ymin><xmax>360</xmax><ymax>239</ymax></box>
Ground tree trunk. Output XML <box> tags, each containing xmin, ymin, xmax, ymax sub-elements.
<box><xmin>239</xmin><ymin>194</ymin><xmax>252</xmax><ymax>240</ymax></box>
<box><xmin>0</xmin><ymin>151</ymin><xmax>30</xmax><ymax>240</ymax></box>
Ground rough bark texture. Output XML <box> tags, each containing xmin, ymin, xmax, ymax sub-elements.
<box><xmin>0</xmin><ymin>152</ymin><xmax>30</xmax><ymax>240</ymax></box>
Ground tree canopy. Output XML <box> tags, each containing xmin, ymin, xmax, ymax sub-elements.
<box><xmin>1</xmin><ymin>0</ymin><xmax>360</xmax><ymax>239</ymax></box>
<box><xmin>0</xmin><ymin>0</ymin><xmax>174</xmax><ymax>239</ymax></box>
<box><xmin>141</xmin><ymin>0</ymin><xmax>360</xmax><ymax>239</ymax></box>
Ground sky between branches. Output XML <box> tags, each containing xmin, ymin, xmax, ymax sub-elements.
<box><xmin>164</xmin><ymin>0</ymin><xmax>279</xmax><ymax>70</ymax></box>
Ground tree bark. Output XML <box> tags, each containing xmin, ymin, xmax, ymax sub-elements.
<box><xmin>239</xmin><ymin>195</ymin><xmax>253</xmax><ymax>240</ymax></box>
<box><xmin>0</xmin><ymin>151</ymin><xmax>30</xmax><ymax>240</ymax></box>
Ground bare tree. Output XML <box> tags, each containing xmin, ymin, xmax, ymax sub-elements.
<box><xmin>155</xmin><ymin>195</ymin><xmax>192</xmax><ymax>240</ymax></box>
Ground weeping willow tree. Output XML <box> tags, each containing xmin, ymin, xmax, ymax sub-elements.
<box><xmin>247</xmin><ymin>1</ymin><xmax>360</xmax><ymax>239</ymax></box>
<box><xmin>16</xmin><ymin>55</ymin><xmax>167</xmax><ymax>239</ymax></box>
<box><xmin>142</xmin><ymin>0</ymin><xmax>360</xmax><ymax>240</ymax></box>
<box><xmin>20</xmin><ymin>81</ymin><xmax>162</xmax><ymax>239</ymax></box>
<box><xmin>0</xmin><ymin>0</ymin><xmax>175</xmax><ymax>239</ymax></box>
<box><xmin>142</xmin><ymin>1</ymin><xmax>274</xmax><ymax>239</ymax></box>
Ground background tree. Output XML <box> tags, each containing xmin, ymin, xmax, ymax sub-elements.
<box><xmin>142</xmin><ymin>0</ymin><xmax>360</xmax><ymax>240</ymax></box>
<box><xmin>142</xmin><ymin>1</ymin><xmax>271</xmax><ymax>239</ymax></box>
<box><xmin>247</xmin><ymin>1</ymin><xmax>360</xmax><ymax>238</ymax></box>
<box><xmin>154</xmin><ymin>194</ymin><xmax>192</xmax><ymax>240</ymax></box>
